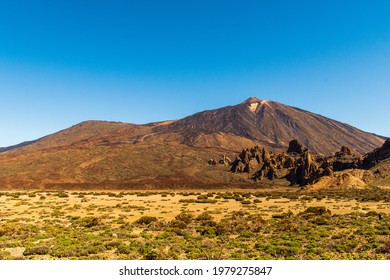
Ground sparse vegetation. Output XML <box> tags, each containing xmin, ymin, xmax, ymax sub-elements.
<box><xmin>0</xmin><ymin>189</ymin><xmax>388</xmax><ymax>260</ymax></box>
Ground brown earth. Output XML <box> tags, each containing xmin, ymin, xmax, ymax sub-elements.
<box><xmin>0</xmin><ymin>97</ymin><xmax>387</xmax><ymax>190</ymax></box>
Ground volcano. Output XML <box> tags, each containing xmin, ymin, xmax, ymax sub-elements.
<box><xmin>154</xmin><ymin>97</ymin><xmax>384</xmax><ymax>155</ymax></box>
<box><xmin>0</xmin><ymin>97</ymin><xmax>386</xmax><ymax>189</ymax></box>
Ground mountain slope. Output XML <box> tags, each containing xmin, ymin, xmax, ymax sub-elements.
<box><xmin>0</xmin><ymin>97</ymin><xmax>386</xmax><ymax>189</ymax></box>
<box><xmin>155</xmin><ymin>97</ymin><xmax>385</xmax><ymax>154</ymax></box>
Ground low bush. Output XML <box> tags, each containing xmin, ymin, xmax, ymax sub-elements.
<box><xmin>57</xmin><ymin>192</ymin><xmax>69</xmax><ymax>198</ymax></box>
<box><xmin>80</xmin><ymin>217</ymin><xmax>100</xmax><ymax>228</ymax></box>
<box><xmin>23</xmin><ymin>246</ymin><xmax>50</xmax><ymax>256</ymax></box>
<box><xmin>135</xmin><ymin>216</ymin><xmax>158</xmax><ymax>225</ymax></box>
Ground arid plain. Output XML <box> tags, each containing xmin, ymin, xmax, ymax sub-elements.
<box><xmin>1</xmin><ymin>188</ymin><xmax>389</xmax><ymax>260</ymax></box>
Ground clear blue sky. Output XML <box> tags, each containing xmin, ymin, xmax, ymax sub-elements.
<box><xmin>0</xmin><ymin>0</ymin><xmax>389</xmax><ymax>147</ymax></box>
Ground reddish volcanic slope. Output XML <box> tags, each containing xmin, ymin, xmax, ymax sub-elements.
<box><xmin>155</xmin><ymin>97</ymin><xmax>385</xmax><ymax>155</ymax></box>
<box><xmin>0</xmin><ymin>97</ymin><xmax>386</xmax><ymax>189</ymax></box>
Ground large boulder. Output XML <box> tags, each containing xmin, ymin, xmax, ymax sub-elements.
<box><xmin>239</xmin><ymin>148</ymin><xmax>251</xmax><ymax>163</ymax></box>
<box><xmin>231</xmin><ymin>159</ymin><xmax>246</xmax><ymax>173</ymax></box>
<box><xmin>332</xmin><ymin>146</ymin><xmax>360</xmax><ymax>171</ymax></box>
<box><xmin>246</xmin><ymin>158</ymin><xmax>259</xmax><ymax>172</ymax></box>
<box><xmin>283</xmin><ymin>155</ymin><xmax>295</xmax><ymax>168</ymax></box>
<box><xmin>320</xmin><ymin>159</ymin><xmax>334</xmax><ymax>177</ymax></box>
<box><xmin>267</xmin><ymin>167</ymin><xmax>277</xmax><ymax>180</ymax></box>
<box><xmin>340</xmin><ymin>146</ymin><xmax>352</xmax><ymax>156</ymax></box>
<box><xmin>287</xmin><ymin>140</ymin><xmax>304</xmax><ymax>154</ymax></box>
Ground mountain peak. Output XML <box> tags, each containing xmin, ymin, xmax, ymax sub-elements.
<box><xmin>243</xmin><ymin>97</ymin><xmax>262</xmax><ymax>104</ymax></box>
<box><xmin>241</xmin><ymin>97</ymin><xmax>269</xmax><ymax>112</ymax></box>
<box><xmin>158</xmin><ymin>97</ymin><xmax>384</xmax><ymax>154</ymax></box>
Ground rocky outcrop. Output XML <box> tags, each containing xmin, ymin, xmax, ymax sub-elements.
<box><xmin>287</xmin><ymin>151</ymin><xmax>317</xmax><ymax>186</ymax></box>
<box><xmin>219</xmin><ymin>155</ymin><xmax>232</xmax><ymax>165</ymax></box>
<box><xmin>339</xmin><ymin>146</ymin><xmax>352</xmax><ymax>156</ymax></box>
<box><xmin>231</xmin><ymin>147</ymin><xmax>265</xmax><ymax>173</ymax></box>
<box><xmin>208</xmin><ymin>155</ymin><xmax>232</xmax><ymax>166</ymax></box>
<box><xmin>332</xmin><ymin>146</ymin><xmax>361</xmax><ymax>171</ymax></box>
<box><xmin>231</xmin><ymin>144</ymin><xmax>303</xmax><ymax>183</ymax></box>
<box><xmin>287</xmin><ymin>140</ymin><xmax>305</xmax><ymax>154</ymax></box>
<box><xmin>229</xmin><ymin>139</ymin><xmax>385</xmax><ymax>187</ymax></box>
<box><xmin>362</xmin><ymin>139</ymin><xmax>390</xmax><ymax>169</ymax></box>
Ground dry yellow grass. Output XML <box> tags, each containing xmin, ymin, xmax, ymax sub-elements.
<box><xmin>1</xmin><ymin>190</ymin><xmax>388</xmax><ymax>224</ymax></box>
<box><xmin>1</xmin><ymin>189</ymin><xmax>389</xmax><ymax>260</ymax></box>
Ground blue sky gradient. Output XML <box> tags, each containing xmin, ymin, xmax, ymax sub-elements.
<box><xmin>0</xmin><ymin>0</ymin><xmax>389</xmax><ymax>146</ymax></box>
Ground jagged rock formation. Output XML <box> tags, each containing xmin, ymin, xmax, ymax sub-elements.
<box><xmin>287</xmin><ymin>140</ymin><xmax>305</xmax><ymax>154</ymax></box>
<box><xmin>230</xmin><ymin>139</ymin><xmax>390</xmax><ymax>187</ymax></box>
<box><xmin>362</xmin><ymin>139</ymin><xmax>390</xmax><ymax>169</ymax></box>
<box><xmin>339</xmin><ymin>146</ymin><xmax>352</xmax><ymax>156</ymax></box>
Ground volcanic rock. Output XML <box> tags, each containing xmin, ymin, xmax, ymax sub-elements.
<box><xmin>219</xmin><ymin>155</ymin><xmax>232</xmax><ymax>165</ymax></box>
<box><xmin>287</xmin><ymin>140</ymin><xmax>305</xmax><ymax>155</ymax></box>
<box><xmin>362</xmin><ymin>139</ymin><xmax>390</xmax><ymax>168</ymax></box>
<box><xmin>332</xmin><ymin>146</ymin><xmax>360</xmax><ymax>171</ymax></box>
<box><xmin>230</xmin><ymin>141</ymin><xmax>390</xmax><ymax>187</ymax></box>
<box><xmin>339</xmin><ymin>146</ymin><xmax>352</xmax><ymax>156</ymax></box>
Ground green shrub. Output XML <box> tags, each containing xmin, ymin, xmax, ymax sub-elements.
<box><xmin>24</xmin><ymin>246</ymin><xmax>50</xmax><ymax>256</ymax></box>
<box><xmin>57</xmin><ymin>192</ymin><xmax>69</xmax><ymax>198</ymax></box>
<box><xmin>105</xmin><ymin>241</ymin><xmax>121</xmax><ymax>249</ymax></box>
<box><xmin>312</xmin><ymin>217</ymin><xmax>330</xmax><ymax>225</ymax></box>
<box><xmin>299</xmin><ymin>207</ymin><xmax>331</xmax><ymax>218</ymax></box>
<box><xmin>135</xmin><ymin>216</ymin><xmax>158</xmax><ymax>225</ymax></box>
<box><xmin>196</xmin><ymin>212</ymin><xmax>214</xmax><ymax>221</ymax></box>
<box><xmin>80</xmin><ymin>217</ymin><xmax>100</xmax><ymax>228</ymax></box>
<box><xmin>175</xmin><ymin>212</ymin><xmax>194</xmax><ymax>224</ymax></box>
<box><xmin>117</xmin><ymin>244</ymin><xmax>132</xmax><ymax>255</ymax></box>
<box><xmin>366</xmin><ymin>211</ymin><xmax>379</xmax><ymax>217</ymax></box>
<box><xmin>197</xmin><ymin>227</ymin><xmax>216</xmax><ymax>237</ymax></box>
<box><xmin>170</xmin><ymin>220</ymin><xmax>187</xmax><ymax>229</ymax></box>
<box><xmin>145</xmin><ymin>250</ymin><xmax>158</xmax><ymax>260</ymax></box>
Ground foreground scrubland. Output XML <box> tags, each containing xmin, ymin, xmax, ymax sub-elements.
<box><xmin>0</xmin><ymin>187</ymin><xmax>389</xmax><ymax>260</ymax></box>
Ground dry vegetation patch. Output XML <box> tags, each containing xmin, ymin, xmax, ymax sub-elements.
<box><xmin>0</xmin><ymin>188</ymin><xmax>389</xmax><ymax>260</ymax></box>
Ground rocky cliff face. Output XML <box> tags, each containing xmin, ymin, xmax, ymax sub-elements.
<box><xmin>362</xmin><ymin>139</ymin><xmax>390</xmax><ymax>168</ymax></box>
